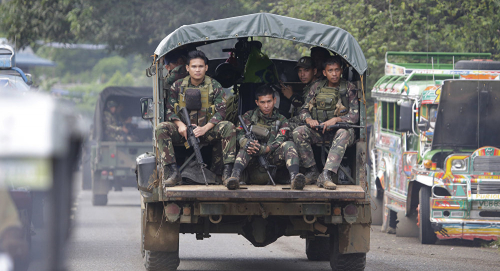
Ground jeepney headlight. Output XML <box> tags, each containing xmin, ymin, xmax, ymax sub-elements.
<box><xmin>451</xmin><ymin>159</ymin><xmax>467</xmax><ymax>172</ymax></box>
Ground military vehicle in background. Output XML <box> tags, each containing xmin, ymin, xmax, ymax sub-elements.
<box><xmin>370</xmin><ymin>51</ymin><xmax>500</xmax><ymax>243</ymax></box>
<box><xmin>0</xmin><ymin>90</ymin><xmax>85</xmax><ymax>271</ymax></box>
<box><xmin>137</xmin><ymin>13</ymin><xmax>371</xmax><ymax>271</ymax></box>
<box><xmin>83</xmin><ymin>86</ymin><xmax>153</xmax><ymax>206</ymax></box>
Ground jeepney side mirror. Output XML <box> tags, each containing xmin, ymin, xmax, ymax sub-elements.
<box><xmin>140</xmin><ymin>97</ymin><xmax>154</xmax><ymax>120</ymax></box>
<box><xmin>418</xmin><ymin>119</ymin><xmax>430</xmax><ymax>132</ymax></box>
<box><xmin>25</xmin><ymin>73</ymin><xmax>33</xmax><ymax>86</ymax></box>
<box><xmin>397</xmin><ymin>101</ymin><xmax>412</xmax><ymax>132</ymax></box>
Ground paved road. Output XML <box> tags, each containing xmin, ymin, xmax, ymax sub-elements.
<box><xmin>64</xmin><ymin>188</ymin><xmax>499</xmax><ymax>271</ymax></box>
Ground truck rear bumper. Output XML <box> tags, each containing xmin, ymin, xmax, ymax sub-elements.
<box><xmin>161</xmin><ymin>184</ymin><xmax>366</xmax><ymax>201</ymax></box>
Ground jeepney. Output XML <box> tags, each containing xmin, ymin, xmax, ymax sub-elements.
<box><xmin>136</xmin><ymin>13</ymin><xmax>370</xmax><ymax>271</ymax></box>
<box><xmin>370</xmin><ymin>51</ymin><xmax>500</xmax><ymax>244</ymax></box>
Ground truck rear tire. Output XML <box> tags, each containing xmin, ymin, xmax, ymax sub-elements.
<box><xmin>144</xmin><ymin>250</ymin><xmax>180</xmax><ymax>271</ymax></box>
<box><xmin>330</xmin><ymin>232</ymin><xmax>366</xmax><ymax>271</ymax></box>
<box><xmin>306</xmin><ymin>236</ymin><xmax>330</xmax><ymax>261</ymax></box>
<box><xmin>92</xmin><ymin>194</ymin><xmax>108</xmax><ymax>206</ymax></box>
<box><xmin>418</xmin><ymin>186</ymin><xmax>437</xmax><ymax>244</ymax></box>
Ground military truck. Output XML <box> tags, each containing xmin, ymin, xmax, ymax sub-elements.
<box><xmin>370</xmin><ymin>52</ymin><xmax>500</xmax><ymax>243</ymax></box>
<box><xmin>136</xmin><ymin>13</ymin><xmax>371</xmax><ymax>271</ymax></box>
<box><xmin>84</xmin><ymin>86</ymin><xmax>153</xmax><ymax>206</ymax></box>
<box><xmin>0</xmin><ymin>45</ymin><xmax>32</xmax><ymax>91</ymax></box>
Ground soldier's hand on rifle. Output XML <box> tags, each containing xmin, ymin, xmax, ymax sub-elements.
<box><xmin>322</xmin><ymin>117</ymin><xmax>340</xmax><ymax>134</ymax></box>
<box><xmin>247</xmin><ymin>140</ymin><xmax>260</xmax><ymax>155</ymax></box>
<box><xmin>194</xmin><ymin>123</ymin><xmax>214</xmax><ymax>138</ymax></box>
<box><xmin>175</xmin><ymin>121</ymin><xmax>188</xmax><ymax>139</ymax></box>
<box><xmin>306</xmin><ymin>118</ymin><xmax>320</xmax><ymax>130</ymax></box>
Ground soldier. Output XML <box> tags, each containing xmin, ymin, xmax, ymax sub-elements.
<box><xmin>293</xmin><ymin>56</ymin><xmax>359</xmax><ymax>190</ymax></box>
<box><xmin>310</xmin><ymin>47</ymin><xmax>330</xmax><ymax>81</ymax></box>
<box><xmin>225</xmin><ymin>84</ymin><xmax>306</xmax><ymax>190</ymax></box>
<box><xmin>156</xmin><ymin>50</ymin><xmax>236</xmax><ymax>186</ymax></box>
<box><xmin>163</xmin><ymin>50</ymin><xmax>188</xmax><ymax>90</ymax></box>
<box><xmin>103</xmin><ymin>100</ymin><xmax>134</xmax><ymax>141</ymax></box>
<box><xmin>282</xmin><ymin>56</ymin><xmax>322</xmax><ymax>130</ymax></box>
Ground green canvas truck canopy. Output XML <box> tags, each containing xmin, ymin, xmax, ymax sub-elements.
<box><xmin>154</xmin><ymin>13</ymin><xmax>367</xmax><ymax>74</ymax></box>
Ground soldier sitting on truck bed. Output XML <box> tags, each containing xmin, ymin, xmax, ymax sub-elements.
<box><xmin>103</xmin><ymin>100</ymin><xmax>136</xmax><ymax>142</ymax></box>
<box><xmin>281</xmin><ymin>56</ymin><xmax>322</xmax><ymax>131</ymax></box>
<box><xmin>293</xmin><ymin>56</ymin><xmax>359</xmax><ymax>190</ymax></box>
<box><xmin>224</xmin><ymin>85</ymin><xmax>306</xmax><ymax>190</ymax></box>
<box><xmin>156</xmin><ymin>50</ymin><xmax>236</xmax><ymax>186</ymax></box>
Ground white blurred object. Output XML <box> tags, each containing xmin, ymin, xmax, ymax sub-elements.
<box><xmin>0</xmin><ymin>253</ymin><xmax>13</xmax><ymax>271</ymax></box>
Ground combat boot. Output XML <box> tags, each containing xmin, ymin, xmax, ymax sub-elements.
<box><xmin>163</xmin><ymin>164</ymin><xmax>181</xmax><ymax>187</ymax></box>
<box><xmin>316</xmin><ymin>170</ymin><xmax>337</xmax><ymax>190</ymax></box>
<box><xmin>304</xmin><ymin>165</ymin><xmax>320</xmax><ymax>184</ymax></box>
<box><xmin>224</xmin><ymin>168</ymin><xmax>241</xmax><ymax>190</ymax></box>
<box><xmin>222</xmin><ymin>164</ymin><xmax>233</xmax><ymax>182</ymax></box>
<box><xmin>290</xmin><ymin>172</ymin><xmax>306</xmax><ymax>190</ymax></box>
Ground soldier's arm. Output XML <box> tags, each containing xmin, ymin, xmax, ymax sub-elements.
<box><xmin>103</xmin><ymin>112</ymin><xmax>123</xmax><ymax>133</ymax></box>
<box><xmin>267</xmin><ymin>115</ymin><xmax>288</xmax><ymax>152</ymax></box>
<box><xmin>339</xmin><ymin>85</ymin><xmax>359</xmax><ymax>124</ymax></box>
<box><xmin>289</xmin><ymin>93</ymin><xmax>304</xmax><ymax>108</ymax></box>
<box><xmin>208</xmin><ymin>81</ymin><xmax>226</xmax><ymax>125</ymax></box>
<box><xmin>165</xmin><ymin>81</ymin><xmax>182</xmax><ymax>122</ymax></box>
<box><xmin>237</xmin><ymin>111</ymin><xmax>252</xmax><ymax>146</ymax></box>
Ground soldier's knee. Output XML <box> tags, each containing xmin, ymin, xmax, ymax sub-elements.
<box><xmin>292</xmin><ymin>125</ymin><xmax>307</xmax><ymax>140</ymax></box>
<box><xmin>155</xmin><ymin>122</ymin><xmax>175</xmax><ymax>136</ymax></box>
<box><xmin>218</xmin><ymin>121</ymin><xmax>235</xmax><ymax>135</ymax></box>
<box><xmin>282</xmin><ymin>141</ymin><xmax>296</xmax><ymax>149</ymax></box>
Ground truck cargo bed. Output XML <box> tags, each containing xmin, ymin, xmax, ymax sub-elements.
<box><xmin>163</xmin><ymin>184</ymin><xmax>366</xmax><ymax>200</ymax></box>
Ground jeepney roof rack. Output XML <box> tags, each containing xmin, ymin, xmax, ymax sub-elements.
<box><xmin>385</xmin><ymin>51</ymin><xmax>492</xmax><ymax>71</ymax></box>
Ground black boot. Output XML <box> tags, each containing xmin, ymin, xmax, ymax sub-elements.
<box><xmin>316</xmin><ymin>170</ymin><xmax>337</xmax><ymax>190</ymax></box>
<box><xmin>290</xmin><ymin>172</ymin><xmax>306</xmax><ymax>190</ymax></box>
<box><xmin>304</xmin><ymin>165</ymin><xmax>320</xmax><ymax>184</ymax></box>
<box><xmin>222</xmin><ymin>164</ymin><xmax>233</xmax><ymax>182</ymax></box>
<box><xmin>224</xmin><ymin>168</ymin><xmax>241</xmax><ymax>190</ymax></box>
<box><xmin>163</xmin><ymin>164</ymin><xmax>181</xmax><ymax>187</ymax></box>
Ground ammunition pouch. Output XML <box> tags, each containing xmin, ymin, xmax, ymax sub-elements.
<box><xmin>312</xmin><ymin>81</ymin><xmax>349</xmax><ymax>122</ymax></box>
<box><xmin>250</xmin><ymin>125</ymin><xmax>269</xmax><ymax>138</ymax></box>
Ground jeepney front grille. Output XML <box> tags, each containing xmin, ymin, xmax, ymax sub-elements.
<box><xmin>471</xmin><ymin>183</ymin><xmax>500</xmax><ymax>194</ymax></box>
<box><xmin>473</xmin><ymin>157</ymin><xmax>500</xmax><ymax>172</ymax></box>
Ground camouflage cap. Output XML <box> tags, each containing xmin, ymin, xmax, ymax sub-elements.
<box><xmin>294</xmin><ymin>56</ymin><xmax>314</xmax><ymax>70</ymax></box>
<box><xmin>107</xmin><ymin>100</ymin><xmax>118</xmax><ymax>109</ymax></box>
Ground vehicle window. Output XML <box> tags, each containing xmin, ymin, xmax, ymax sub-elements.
<box><xmin>381</xmin><ymin>101</ymin><xmax>400</xmax><ymax>131</ymax></box>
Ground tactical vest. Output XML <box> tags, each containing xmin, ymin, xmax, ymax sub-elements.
<box><xmin>311</xmin><ymin>80</ymin><xmax>349</xmax><ymax>122</ymax></box>
<box><xmin>174</xmin><ymin>75</ymin><xmax>215</xmax><ymax>126</ymax></box>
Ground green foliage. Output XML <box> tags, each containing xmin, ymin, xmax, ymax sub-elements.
<box><xmin>0</xmin><ymin>0</ymin><xmax>276</xmax><ymax>55</ymax></box>
<box><xmin>92</xmin><ymin>56</ymin><xmax>128</xmax><ymax>82</ymax></box>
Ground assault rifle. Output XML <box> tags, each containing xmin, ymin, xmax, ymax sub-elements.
<box><xmin>181</xmin><ymin>107</ymin><xmax>208</xmax><ymax>186</ymax></box>
<box><xmin>238</xmin><ymin>115</ymin><xmax>276</xmax><ymax>186</ymax></box>
<box><xmin>307</xmin><ymin>122</ymin><xmax>364</xmax><ymax>131</ymax></box>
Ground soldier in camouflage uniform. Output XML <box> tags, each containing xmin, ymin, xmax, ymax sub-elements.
<box><xmin>284</xmin><ymin>56</ymin><xmax>322</xmax><ymax>131</ymax></box>
<box><xmin>103</xmin><ymin>100</ymin><xmax>135</xmax><ymax>141</ymax></box>
<box><xmin>156</xmin><ymin>50</ymin><xmax>236</xmax><ymax>187</ymax></box>
<box><xmin>163</xmin><ymin>50</ymin><xmax>188</xmax><ymax>96</ymax></box>
<box><xmin>293</xmin><ymin>56</ymin><xmax>359</xmax><ymax>190</ymax></box>
<box><xmin>225</xmin><ymin>84</ymin><xmax>306</xmax><ymax>190</ymax></box>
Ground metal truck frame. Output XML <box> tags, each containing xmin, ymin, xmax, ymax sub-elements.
<box><xmin>136</xmin><ymin>13</ymin><xmax>371</xmax><ymax>271</ymax></box>
<box><xmin>370</xmin><ymin>51</ymin><xmax>500</xmax><ymax>244</ymax></box>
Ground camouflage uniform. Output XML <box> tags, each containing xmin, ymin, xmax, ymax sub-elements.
<box><xmin>156</xmin><ymin>76</ymin><xmax>236</xmax><ymax>167</ymax></box>
<box><xmin>235</xmin><ymin>107</ymin><xmax>299</xmax><ymax>184</ymax></box>
<box><xmin>288</xmin><ymin>79</ymin><xmax>323</xmax><ymax>131</ymax></box>
<box><xmin>103</xmin><ymin>111</ymin><xmax>135</xmax><ymax>141</ymax></box>
<box><xmin>163</xmin><ymin>65</ymin><xmax>188</xmax><ymax>100</ymax></box>
<box><xmin>293</xmin><ymin>78</ymin><xmax>359</xmax><ymax>173</ymax></box>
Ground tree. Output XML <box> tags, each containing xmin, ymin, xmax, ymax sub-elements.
<box><xmin>1</xmin><ymin>0</ymin><xmax>274</xmax><ymax>55</ymax></box>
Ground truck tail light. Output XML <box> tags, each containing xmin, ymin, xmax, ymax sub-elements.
<box><xmin>344</xmin><ymin>204</ymin><xmax>358</xmax><ymax>216</ymax></box>
<box><xmin>165</xmin><ymin>203</ymin><xmax>181</xmax><ymax>222</ymax></box>
<box><xmin>111</xmin><ymin>153</ymin><xmax>115</xmax><ymax>158</ymax></box>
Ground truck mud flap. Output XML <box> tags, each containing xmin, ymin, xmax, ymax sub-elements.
<box><xmin>144</xmin><ymin>203</ymin><xmax>179</xmax><ymax>252</ymax></box>
<box><xmin>336</xmin><ymin>223</ymin><xmax>370</xmax><ymax>254</ymax></box>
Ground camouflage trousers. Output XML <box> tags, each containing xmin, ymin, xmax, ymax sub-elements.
<box><xmin>292</xmin><ymin>125</ymin><xmax>355</xmax><ymax>173</ymax></box>
<box><xmin>155</xmin><ymin>121</ymin><xmax>236</xmax><ymax>166</ymax></box>
<box><xmin>234</xmin><ymin>141</ymin><xmax>299</xmax><ymax>171</ymax></box>
<box><xmin>287</xmin><ymin>116</ymin><xmax>304</xmax><ymax>132</ymax></box>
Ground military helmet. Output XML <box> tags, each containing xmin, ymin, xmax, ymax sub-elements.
<box><xmin>106</xmin><ymin>100</ymin><xmax>118</xmax><ymax>109</ymax></box>
<box><xmin>294</xmin><ymin>56</ymin><xmax>314</xmax><ymax>70</ymax></box>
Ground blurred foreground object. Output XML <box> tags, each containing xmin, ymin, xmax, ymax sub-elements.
<box><xmin>0</xmin><ymin>90</ymin><xmax>85</xmax><ymax>271</ymax></box>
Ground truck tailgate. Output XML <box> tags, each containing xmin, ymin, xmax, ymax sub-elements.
<box><xmin>163</xmin><ymin>184</ymin><xmax>366</xmax><ymax>200</ymax></box>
